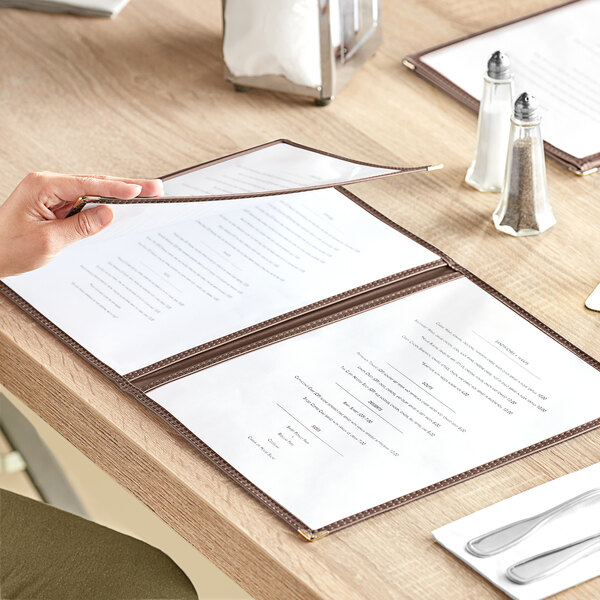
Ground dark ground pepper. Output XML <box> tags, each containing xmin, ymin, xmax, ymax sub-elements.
<box><xmin>498</xmin><ymin>136</ymin><xmax>540</xmax><ymax>232</ymax></box>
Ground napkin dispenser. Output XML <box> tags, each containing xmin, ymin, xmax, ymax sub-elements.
<box><xmin>222</xmin><ymin>0</ymin><xmax>382</xmax><ymax>105</ymax></box>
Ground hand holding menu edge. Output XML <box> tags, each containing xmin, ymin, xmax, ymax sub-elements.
<box><xmin>0</xmin><ymin>172</ymin><xmax>163</xmax><ymax>277</ymax></box>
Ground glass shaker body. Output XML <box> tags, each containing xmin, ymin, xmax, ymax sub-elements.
<box><xmin>493</xmin><ymin>115</ymin><xmax>555</xmax><ymax>236</ymax></box>
<box><xmin>465</xmin><ymin>75</ymin><xmax>514</xmax><ymax>192</ymax></box>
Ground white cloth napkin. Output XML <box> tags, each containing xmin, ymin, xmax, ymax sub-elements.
<box><xmin>433</xmin><ymin>462</ymin><xmax>600</xmax><ymax>600</ymax></box>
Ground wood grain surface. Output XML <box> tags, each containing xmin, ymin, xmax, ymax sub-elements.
<box><xmin>0</xmin><ymin>1</ymin><xmax>599</xmax><ymax>598</ymax></box>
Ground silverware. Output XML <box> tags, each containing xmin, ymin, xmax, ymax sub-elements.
<box><xmin>506</xmin><ymin>532</ymin><xmax>600</xmax><ymax>584</ymax></box>
<box><xmin>465</xmin><ymin>489</ymin><xmax>600</xmax><ymax>557</ymax></box>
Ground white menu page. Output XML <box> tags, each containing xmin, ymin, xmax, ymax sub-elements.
<box><xmin>163</xmin><ymin>140</ymin><xmax>402</xmax><ymax>196</ymax></box>
<box><xmin>148</xmin><ymin>277</ymin><xmax>600</xmax><ymax>530</ymax></box>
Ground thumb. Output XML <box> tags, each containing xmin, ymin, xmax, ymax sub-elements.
<box><xmin>50</xmin><ymin>205</ymin><xmax>114</xmax><ymax>246</ymax></box>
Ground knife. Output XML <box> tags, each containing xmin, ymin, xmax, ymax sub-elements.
<box><xmin>506</xmin><ymin>532</ymin><xmax>600</xmax><ymax>584</ymax></box>
<box><xmin>465</xmin><ymin>488</ymin><xmax>600</xmax><ymax>557</ymax></box>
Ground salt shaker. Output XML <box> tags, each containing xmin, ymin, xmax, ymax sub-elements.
<box><xmin>465</xmin><ymin>51</ymin><xmax>514</xmax><ymax>192</ymax></box>
<box><xmin>493</xmin><ymin>92</ymin><xmax>556</xmax><ymax>236</ymax></box>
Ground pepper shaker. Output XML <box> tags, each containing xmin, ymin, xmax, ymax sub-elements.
<box><xmin>465</xmin><ymin>50</ymin><xmax>514</xmax><ymax>192</ymax></box>
<box><xmin>493</xmin><ymin>92</ymin><xmax>556</xmax><ymax>236</ymax></box>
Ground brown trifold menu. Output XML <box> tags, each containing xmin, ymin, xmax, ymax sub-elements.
<box><xmin>403</xmin><ymin>0</ymin><xmax>600</xmax><ymax>175</ymax></box>
<box><xmin>1</xmin><ymin>140</ymin><xmax>599</xmax><ymax>541</ymax></box>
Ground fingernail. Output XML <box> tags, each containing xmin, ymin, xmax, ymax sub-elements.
<box><xmin>154</xmin><ymin>179</ymin><xmax>164</xmax><ymax>195</ymax></box>
<box><xmin>132</xmin><ymin>184</ymin><xmax>143</xmax><ymax>196</ymax></box>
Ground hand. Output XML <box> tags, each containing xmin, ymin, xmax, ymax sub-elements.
<box><xmin>0</xmin><ymin>172</ymin><xmax>163</xmax><ymax>277</ymax></box>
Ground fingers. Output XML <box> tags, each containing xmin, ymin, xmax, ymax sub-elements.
<box><xmin>47</xmin><ymin>205</ymin><xmax>114</xmax><ymax>247</ymax></box>
<box><xmin>0</xmin><ymin>170</ymin><xmax>161</xmax><ymax>276</ymax></box>
<box><xmin>71</xmin><ymin>174</ymin><xmax>164</xmax><ymax>197</ymax></box>
<box><xmin>10</xmin><ymin>172</ymin><xmax>163</xmax><ymax>212</ymax></box>
<box><xmin>48</xmin><ymin>174</ymin><xmax>144</xmax><ymax>202</ymax></box>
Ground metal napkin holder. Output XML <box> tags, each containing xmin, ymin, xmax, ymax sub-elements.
<box><xmin>222</xmin><ymin>0</ymin><xmax>382</xmax><ymax>105</ymax></box>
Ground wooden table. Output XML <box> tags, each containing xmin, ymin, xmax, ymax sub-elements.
<box><xmin>1</xmin><ymin>1</ymin><xmax>599</xmax><ymax>598</ymax></box>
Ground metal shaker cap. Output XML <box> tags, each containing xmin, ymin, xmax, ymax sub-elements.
<box><xmin>514</xmin><ymin>92</ymin><xmax>540</xmax><ymax>121</ymax></box>
<box><xmin>487</xmin><ymin>50</ymin><xmax>511</xmax><ymax>80</ymax></box>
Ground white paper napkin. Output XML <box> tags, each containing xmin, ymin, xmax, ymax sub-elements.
<box><xmin>433</xmin><ymin>463</ymin><xmax>600</xmax><ymax>600</ymax></box>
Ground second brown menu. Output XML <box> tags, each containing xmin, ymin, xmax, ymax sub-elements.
<box><xmin>403</xmin><ymin>0</ymin><xmax>600</xmax><ymax>175</ymax></box>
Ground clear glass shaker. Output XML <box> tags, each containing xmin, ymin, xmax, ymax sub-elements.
<box><xmin>465</xmin><ymin>51</ymin><xmax>514</xmax><ymax>192</ymax></box>
<box><xmin>493</xmin><ymin>92</ymin><xmax>556</xmax><ymax>236</ymax></box>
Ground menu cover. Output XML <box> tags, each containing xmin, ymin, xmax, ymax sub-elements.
<box><xmin>402</xmin><ymin>1</ymin><xmax>600</xmax><ymax>175</ymax></box>
<box><xmin>1</xmin><ymin>140</ymin><xmax>599</xmax><ymax>540</ymax></box>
